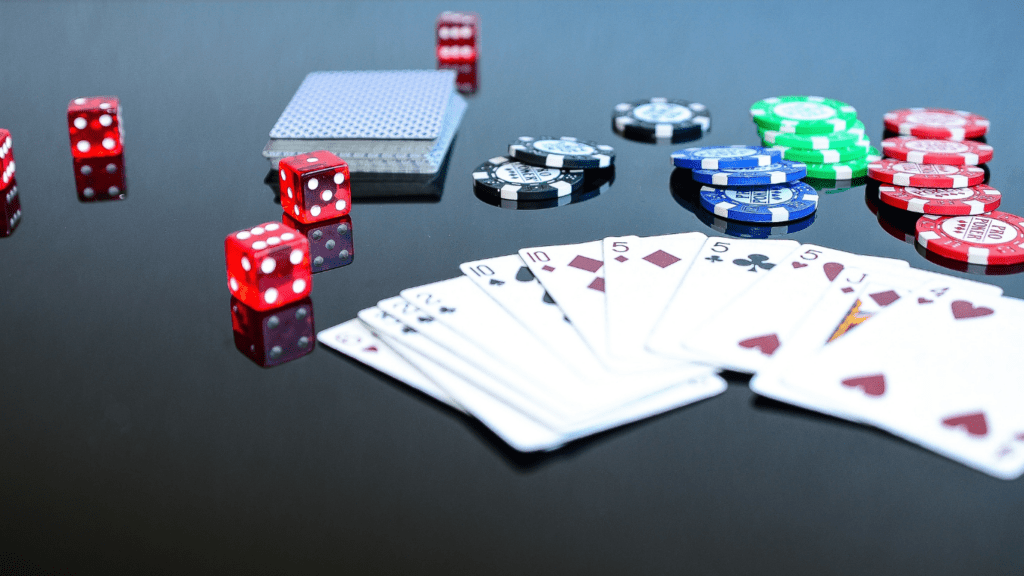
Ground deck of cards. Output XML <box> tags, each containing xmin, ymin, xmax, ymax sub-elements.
<box><xmin>319</xmin><ymin>232</ymin><xmax>1024</xmax><ymax>480</ymax></box>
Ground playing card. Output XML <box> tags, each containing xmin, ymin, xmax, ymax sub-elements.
<box><xmin>317</xmin><ymin>318</ymin><xmax>461</xmax><ymax>410</ymax></box>
<box><xmin>602</xmin><ymin>232</ymin><xmax>707</xmax><ymax>365</ymax></box>
<box><xmin>678</xmin><ymin>244</ymin><xmax>909</xmax><ymax>373</ymax></box>
<box><xmin>646</xmin><ymin>237</ymin><xmax>801</xmax><ymax>360</ymax></box>
<box><xmin>357</xmin><ymin>306</ymin><xmax>568</xmax><ymax>452</ymax></box>
<box><xmin>518</xmin><ymin>240</ymin><xmax>688</xmax><ymax>372</ymax></box>
<box><xmin>780</xmin><ymin>285</ymin><xmax>1024</xmax><ymax>480</ymax></box>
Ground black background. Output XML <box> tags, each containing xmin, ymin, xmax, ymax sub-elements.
<box><xmin>2</xmin><ymin>1</ymin><xmax>1023</xmax><ymax>574</ymax></box>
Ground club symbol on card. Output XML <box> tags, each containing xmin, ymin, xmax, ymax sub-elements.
<box><xmin>401</xmin><ymin>326</ymin><xmax>416</xmax><ymax>333</ymax></box>
<box><xmin>643</xmin><ymin>250</ymin><xmax>681</xmax><ymax>268</ymax></box>
<box><xmin>439</xmin><ymin>306</ymin><xmax>456</xmax><ymax>314</ymax></box>
<box><xmin>738</xmin><ymin>333</ymin><xmax>780</xmax><ymax>356</ymax></box>
<box><xmin>515</xmin><ymin>267</ymin><xmax>534</xmax><ymax>282</ymax></box>
<box><xmin>705</xmin><ymin>255</ymin><xmax>723</xmax><ymax>263</ymax></box>
<box><xmin>950</xmin><ymin>300</ymin><xmax>994</xmax><ymax>320</ymax></box>
<box><xmin>732</xmin><ymin>254</ymin><xmax>774</xmax><ymax>273</ymax></box>
<box><xmin>823</xmin><ymin>262</ymin><xmax>844</xmax><ymax>281</ymax></box>
<box><xmin>489</xmin><ymin>279</ymin><xmax>505</xmax><ymax>286</ymax></box>
<box><xmin>942</xmin><ymin>412</ymin><xmax>989</xmax><ymax>437</ymax></box>
<box><xmin>417</xmin><ymin>315</ymin><xmax>433</xmax><ymax>323</ymax></box>
<box><xmin>841</xmin><ymin>374</ymin><xmax>886</xmax><ymax>397</ymax></box>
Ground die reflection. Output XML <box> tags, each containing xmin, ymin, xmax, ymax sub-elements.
<box><xmin>231</xmin><ymin>296</ymin><xmax>315</xmax><ymax>368</ymax></box>
<box><xmin>804</xmin><ymin>176</ymin><xmax>865</xmax><ymax>195</ymax></box>
<box><xmin>1</xmin><ymin>179</ymin><xmax>22</xmax><ymax>237</ymax></box>
<box><xmin>282</xmin><ymin>214</ymin><xmax>354</xmax><ymax>273</ymax></box>
<box><xmin>73</xmin><ymin>153</ymin><xmax>127</xmax><ymax>202</ymax></box>
<box><xmin>670</xmin><ymin>167</ymin><xmax>814</xmax><ymax>239</ymax></box>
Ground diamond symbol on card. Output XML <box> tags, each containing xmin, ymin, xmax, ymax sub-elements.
<box><xmin>542</xmin><ymin>265</ymin><xmax>555</xmax><ymax>272</ymax></box>
<box><xmin>643</xmin><ymin>250</ymin><xmax>680</xmax><ymax>268</ymax></box>
<box><xmin>869</xmin><ymin>290</ymin><xmax>900</xmax><ymax>307</ymax></box>
<box><xmin>841</xmin><ymin>287</ymin><xmax>854</xmax><ymax>293</ymax></box>
<box><xmin>569</xmin><ymin>255</ymin><xmax>603</xmax><ymax>273</ymax></box>
<box><xmin>587</xmin><ymin>277</ymin><xmax>605</xmax><ymax>292</ymax></box>
<box><xmin>615</xmin><ymin>255</ymin><xmax>628</xmax><ymax>262</ymax></box>
<box><xmin>362</xmin><ymin>345</ymin><xmax>378</xmax><ymax>353</ymax></box>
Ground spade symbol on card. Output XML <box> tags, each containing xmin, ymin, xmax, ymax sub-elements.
<box><xmin>515</xmin><ymin>266</ymin><xmax>534</xmax><ymax>282</ymax></box>
<box><xmin>942</xmin><ymin>412</ymin><xmax>989</xmax><ymax>437</ymax></box>
<box><xmin>841</xmin><ymin>374</ymin><xmax>886</xmax><ymax>397</ymax></box>
<box><xmin>417</xmin><ymin>316</ymin><xmax>433</xmax><ymax>323</ymax></box>
<box><xmin>950</xmin><ymin>300</ymin><xmax>994</xmax><ymax>320</ymax></box>
<box><xmin>401</xmin><ymin>326</ymin><xmax>416</xmax><ymax>334</ymax></box>
<box><xmin>732</xmin><ymin>254</ymin><xmax>774</xmax><ymax>273</ymax></box>
<box><xmin>489</xmin><ymin>279</ymin><xmax>505</xmax><ymax>286</ymax></box>
<box><xmin>542</xmin><ymin>291</ymin><xmax>555</xmax><ymax>305</ymax></box>
<box><xmin>738</xmin><ymin>333</ymin><xmax>780</xmax><ymax>356</ymax></box>
<box><xmin>823</xmin><ymin>262</ymin><xmax>844</xmax><ymax>281</ymax></box>
<box><xmin>439</xmin><ymin>306</ymin><xmax>456</xmax><ymax>314</ymax></box>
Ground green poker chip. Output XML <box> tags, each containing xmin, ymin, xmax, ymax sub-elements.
<box><xmin>750</xmin><ymin>95</ymin><xmax>858</xmax><ymax>135</ymax></box>
<box><xmin>768</xmin><ymin>139</ymin><xmax>870</xmax><ymax>164</ymax></box>
<box><xmin>803</xmin><ymin>147</ymin><xmax>881</xmax><ymax>180</ymax></box>
<box><xmin>759</xmin><ymin>120</ymin><xmax>866</xmax><ymax>150</ymax></box>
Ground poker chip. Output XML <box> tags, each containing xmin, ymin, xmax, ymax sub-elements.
<box><xmin>759</xmin><ymin>120</ymin><xmax>866</xmax><ymax>149</ymax></box>
<box><xmin>880</xmin><ymin>136</ymin><xmax>993</xmax><ymax>166</ymax></box>
<box><xmin>750</xmin><ymin>96</ymin><xmax>858</xmax><ymax>134</ymax></box>
<box><xmin>878</xmin><ymin>184</ymin><xmax>1001</xmax><ymax>215</ymax></box>
<box><xmin>867</xmin><ymin>158</ymin><xmax>985</xmax><ymax>188</ymax></box>
<box><xmin>698</xmin><ymin>181</ymin><xmax>818</xmax><ymax>223</ymax></box>
<box><xmin>770</xmin><ymin>140</ymin><xmax>869</xmax><ymax>164</ymax></box>
<box><xmin>916</xmin><ymin>211</ymin><xmax>1024</xmax><ymax>265</ymax></box>
<box><xmin>671</xmin><ymin>145</ymin><xmax>781</xmax><ymax>170</ymax></box>
<box><xmin>691</xmin><ymin>160</ymin><xmax>807</xmax><ymax>186</ymax></box>
<box><xmin>612</xmin><ymin>98</ymin><xmax>711</xmax><ymax>143</ymax></box>
<box><xmin>803</xmin><ymin>147</ymin><xmax>881</xmax><ymax>179</ymax></box>
<box><xmin>883</xmin><ymin>108</ymin><xmax>989</xmax><ymax>141</ymax></box>
<box><xmin>471</xmin><ymin>156</ymin><xmax>583</xmax><ymax>201</ymax></box>
<box><xmin>697</xmin><ymin>209</ymin><xmax>815</xmax><ymax>239</ymax></box>
<box><xmin>508</xmin><ymin>136</ymin><xmax>614</xmax><ymax>169</ymax></box>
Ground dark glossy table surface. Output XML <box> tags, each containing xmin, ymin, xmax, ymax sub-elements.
<box><xmin>2</xmin><ymin>1</ymin><xmax>1023</xmax><ymax>574</ymax></box>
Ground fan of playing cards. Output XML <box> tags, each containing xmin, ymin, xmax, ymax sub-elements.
<box><xmin>319</xmin><ymin>233</ymin><xmax>1024</xmax><ymax>480</ymax></box>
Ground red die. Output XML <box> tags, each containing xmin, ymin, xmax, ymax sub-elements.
<box><xmin>1</xmin><ymin>178</ymin><xmax>22</xmax><ymax>238</ymax></box>
<box><xmin>278</xmin><ymin>151</ymin><xmax>351</xmax><ymax>224</ymax></box>
<box><xmin>225</xmin><ymin>221</ymin><xmax>312</xmax><ymax>311</ymax></box>
<box><xmin>283</xmin><ymin>213</ymin><xmax>354</xmax><ymax>273</ymax></box>
<box><xmin>438</xmin><ymin>60</ymin><xmax>478</xmax><ymax>95</ymax></box>
<box><xmin>436</xmin><ymin>12</ymin><xmax>479</xmax><ymax>47</ymax></box>
<box><xmin>73</xmin><ymin>153</ymin><xmax>127</xmax><ymax>202</ymax></box>
<box><xmin>67</xmin><ymin>96</ymin><xmax>124</xmax><ymax>158</ymax></box>
<box><xmin>231</xmin><ymin>296</ymin><xmax>315</xmax><ymax>368</ymax></box>
<box><xmin>0</xmin><ymin>129</ymin><xmax>14</xmax><ymax>190</ymax></box>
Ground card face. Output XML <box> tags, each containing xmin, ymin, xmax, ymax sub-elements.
<box><xmin>357</xmin><ymin>305</ymin><xmax>570</xmax><ymax>452</ymax></box>
<box><xmin>602</xmin><ymin>232</ymin><xmax>706</xmax><ymax>364</ymax></box>
<box><xmin>316</xmin><ymin>318</ymin><xmax>461</xmax><ymax>410</ymax></box>
<box><xmin>678</xmin><ymin>244</ymin><xmax>909</xmax><ymax>373</ymax></box>
<box><xmin>780</xmin><ymin>287</ymin><xmax>1024</xmax><ymax>480</ymax></box>
<box><xmin>646</xmin><ymin>238</ymin><xmax>801</xmax><ymax>360</ymax></box>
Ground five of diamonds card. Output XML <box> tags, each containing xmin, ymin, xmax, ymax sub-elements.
<box><xmin>318</xmin><ymin>233</ymin><xmax>1024</xmax><ymax>479</ymax></box>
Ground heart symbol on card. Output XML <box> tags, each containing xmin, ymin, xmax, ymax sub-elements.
<box><xmin>362</xmin><ymin>345</ymin><xmax>378</xmax><ymax>353</ymax></box>
<box><xmin>950</xmin><ymin>300</ymin><xmax>994</xmax><ymax>320</ymax></box>
<box><xmin>791</xmin><ymin>262</ymin><xmax>807</xmax><ymax>269</ymax></box>
<box><xmin>918</xmin><ymin>297</ymin><xmax>933</xmax><ymax>304</ymax></box>
<box><xmin>841</xmin><ymin>374</ymin><xmax>886</xmax><ymax>397</ymax></box>
<box><xmin>738</xmin><ymin>333</ymin><xmax>780</xmax><ymax>356</ymax></box>
<box><xmin>823</xmin><ymin>262</ymin><xmax>844</xmax><ymax>281</ymax></box>
<box><xmin>942</xmin><ymin>412</ymin><xmax>989</xmax><ymax>437</ymax></box>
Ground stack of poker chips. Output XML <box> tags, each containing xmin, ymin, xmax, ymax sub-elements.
<box><xmin>866</xmin><ymin>108</ymin><xmax>1023</xmax><ymax>267</ymax></box>
<box><xmin>435</xmin><ymin>11</ymin><xmax>479</xmax><ymax>95</ymax></box>
<box><xmin>470</xmin><ymin>136</ymin><xmax>616</xmax><ymax>209</ymax></box>
<box><xmin>671</xmin><ymin>145</ymin><xmax>817</xmax><ymax>227</ymax></box>
<box><xmin>753</xmin><ymin>95</ymin><xmax>881</xmax><ymax>186</ymax></box>
<box><xmin>0</xmin><ymin>129</ymin><xmax>21</xmax><ymax>237</ymax></box>
<box><xmin>612</xmin><ymin>97</ymin><xmax>711</xmax><ymax>144</ymax></box>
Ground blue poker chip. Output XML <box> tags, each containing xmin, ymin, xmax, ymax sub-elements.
<box><xmin>691</xmin><ymin>159</ymin><xmax>807</xmax><ymax>186</ymax></box>
<box><xmin>698</xmin><ymin>181</ymin><xmax>818</xmax><ymax>223</ymax></box>
<box><xmin>671</xmin><ymin>145</ymin><xmax>782</xmax><ymax>170</ymax></box>
<box><xmin>696</xmin><ymin>208</ymin><xmax>816</xmax><ymax>239</ymax></box>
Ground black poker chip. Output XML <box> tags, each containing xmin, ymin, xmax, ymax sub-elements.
<box><xmin>507</xmin><ymin>136</ymin><xmax>615</xmax><ymax>169</ymax></box>
<box><xmin>612</xmin><ymin>98</ymin><xmax>711</xmax><ymax>144</ymax></box>
<box><xmin>471</xmin><ymin>156</ymin><xmax>584</xmax><ymax>201</ymax></box>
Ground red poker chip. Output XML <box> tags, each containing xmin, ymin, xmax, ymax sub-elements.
<box><xmin>883</xmin><ymin>108</ymin><xmax>989</xmax><ymax>141</ymax></box>
<box><xmin>867</xmin><ymin>159</ymin><xmax>985</xmax><ymax>188</ymax></box>
<box><xmin>916</xmin><ymin>211</ymin><xmax>1024</xmax><ymax>265</ymax></box>
<box><xmin>880</xmin><ymin>136</ymin><xmax>992</xmax><ymax>166</ymax></box>
<box><xmin>877</xmin><ymin>183</ymin><xmax>1001</xmax><ymax>215</ymax></box>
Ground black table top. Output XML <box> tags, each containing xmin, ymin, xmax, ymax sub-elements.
<box><xmin>2</xmin><ymin>1</ymin><xmax>1023</xmax><ymax>574</ymax></box>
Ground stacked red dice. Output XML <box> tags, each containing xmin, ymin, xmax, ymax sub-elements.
<box><xmin>0</xmin><ymin>129</ymin><xmax>21</xmax><ymax>237</ymax></box>
<box><xmin>67</xmin><ymin>96</ymin><xmax>127</xmax><ymax>201</ymax></box>
<box><xmin>436</xmin><ymin>11</ymin><xmax>479</xmax><ymax>94</ymax></box>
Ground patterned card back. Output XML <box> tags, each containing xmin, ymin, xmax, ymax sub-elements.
<box><xmin>269</xmin><ymin>70</ymin><xmax>456</xmax><ymax>140</ymax></box>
